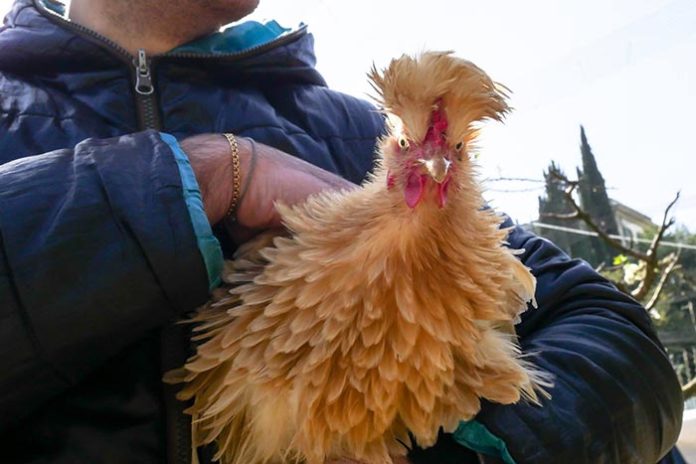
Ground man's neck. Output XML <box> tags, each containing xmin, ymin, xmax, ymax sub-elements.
<box><xmin>68</xmin><ymin>0</ymin><xmax>225</xmax><ymax>55</ymax></box>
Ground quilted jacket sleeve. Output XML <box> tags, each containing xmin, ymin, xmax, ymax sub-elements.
<box><xmin>0</xmin><ymin>131</ymin><xmax>211</xmax><ymax>430</ymax></box>
<box><xmin>473</xmin><ymin>220</ymin><xmax>684</xmax><ymax>463</ymax></box>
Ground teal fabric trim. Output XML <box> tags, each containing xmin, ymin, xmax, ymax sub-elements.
<box><xmin>40</xmin><ymin>0</ymin><xmax>66</xmax><ymax>16</ymax></box>
<box><xmin>172</xmin><ymin>20</ymin><xmax>291</xmax><ymax>55</ymax></box>
<box><xmin>453</xmin><ymin>420</ymin><xmax>517</xmax><ymax>464</ymax></box>
<box><xmin>160</xmin><ymin>133</ymin><xmax>223</xmax><ymax>290</ymax></box>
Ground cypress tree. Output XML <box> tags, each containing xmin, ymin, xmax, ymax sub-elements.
<box><xmin>538</xmin><ymin>161</ymin><xmax>596</xmax><ymax>261</ymax></box>
<box><xmin>538</xmin><ymin>161</ymin><xmax>574</xmax><ymax>253</ymax></box>
<box><xmin>576</xmin><ymin>126</ymin><xmax>619</xmax><ymax>265</ymax></box>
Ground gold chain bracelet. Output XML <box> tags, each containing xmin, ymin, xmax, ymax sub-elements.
<box><xmin>222</xmin><ymin>133</ymin><xmax>241</xmax><ymax>219</ymax></box>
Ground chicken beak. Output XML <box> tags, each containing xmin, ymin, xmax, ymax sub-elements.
<box><xmin>420</xmin><ymin>156</ymin><xmax>451</xmax><ymax>184</ymax></box>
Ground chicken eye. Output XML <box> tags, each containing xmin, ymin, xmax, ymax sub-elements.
<box><xmin>454</xmin><ymin>141</ymin><xmax>464</xmax><ymax>151</ymax></box>
<box><xmin>398</xmin><ymin>136</ymin><xmax>410</xmax><ymax>150</ymax></box>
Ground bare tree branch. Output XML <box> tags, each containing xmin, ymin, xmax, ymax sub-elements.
<box><xmin>647</xmin><ymin>191</ymin><xmax>681</xmax><ymax>260</ymax></box>
<box><xmin>683</xmin><ymin>376</ymin><xmax>696</xmax><ymax>400</ymax></box>
<box><xmin>645</xmin><ymin>253</ymin><xmax>682</xmax><ymax>311</ymax></box>
<box><xmin>631</xmin><ymin>191</ymin><xmax>680</xmax><ymax>301</ymax></box>
<box><xmin>546</xmin><ymin>168</ymin><xmax>649</xmax><ymax>262</ymax></box>
<box><xmin>544</xmin><ymin>167</ymin><xmax>682</xmax><ymax>307</ymax></box>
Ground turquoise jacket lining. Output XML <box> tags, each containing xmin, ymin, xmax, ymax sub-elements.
<box><xmin>160</xmin><ymin>133</ymin><xmax>223</xmax><ymax>291</ymax></box>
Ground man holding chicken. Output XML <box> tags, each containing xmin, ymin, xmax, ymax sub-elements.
<box><xmin>0</xmin><ymin>0</ymin><xmax>685</xmax><ymax>463</ymax></box>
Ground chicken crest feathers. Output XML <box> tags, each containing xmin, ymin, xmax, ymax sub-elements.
<box><xmin>369</xmin><ymin>51</ymin><xmax>510</xmax><ymax>147</ymax></box>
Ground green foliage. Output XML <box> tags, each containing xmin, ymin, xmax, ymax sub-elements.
<box><xmin>535</xmin><ymin>127</ymin><xmax>695</xmax><ymax>332</ymax></box>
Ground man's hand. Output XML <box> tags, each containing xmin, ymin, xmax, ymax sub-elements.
<box><xmin>181</xmin><ymin>134</ymin><xmax>355</xmax><ymax>234</ymax></box>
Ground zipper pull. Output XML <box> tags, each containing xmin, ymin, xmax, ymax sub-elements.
<box><xmin>134</xmin><ymin>49</ymin><xmax>154</xmax><ymax>95</ymax></box>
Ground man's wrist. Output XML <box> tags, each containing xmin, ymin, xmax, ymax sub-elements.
<box><xmin>220</xmin><ymin>135</ymin><xmax>257</xmax><ymax>223</ymax></box>
<box><xmin>180</xmin><ymin>134</ymin><xmax>253</xmax><ymax>225</ymax></box>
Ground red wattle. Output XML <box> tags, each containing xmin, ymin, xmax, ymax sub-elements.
<box><xmin>437</xmin><ymin>177</ymin><xmax>451</xmax><ymax>208</ymax></box>
<box><xmin>405</xmin><ymin>172</ymin><xmax>426</xmax><ymax>208</ymax></box>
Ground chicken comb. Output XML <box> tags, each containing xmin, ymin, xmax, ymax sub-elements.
<box><xmin>423</xmin><ymin>101</ymin><xmax>448</xmax><ymax>147</ymax></box>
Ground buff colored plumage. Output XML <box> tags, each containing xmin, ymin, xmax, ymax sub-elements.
<box><xmin>166</xmin><ymin>51</ymin><xmax>548</xmax><ymax>464</ymax></box>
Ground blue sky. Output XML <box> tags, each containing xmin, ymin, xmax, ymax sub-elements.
<box><xmin>3</xmin><ymin>0</ymin><xmax>694</xmax><ymax>230</ymax></box>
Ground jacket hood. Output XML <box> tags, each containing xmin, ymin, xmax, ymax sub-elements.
<box><xmin>0</xmin><ymin>0</ymin><xmax>326</xmax><ymax>86</ymax></box>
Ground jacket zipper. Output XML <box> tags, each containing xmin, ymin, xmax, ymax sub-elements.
<box><xmin>32</xmin><ymin>0</ymin><xmax>161</xmax><ymax>130</ymax></box>
<box><xmin>133</xmin><ymin>49</ymin><xmax>160</xmax><ymax>130</ymax></box>
<box><xmin>32</xmin><ymin>0</ymin><xmax>307</xmax><ymax>131</ymax></box>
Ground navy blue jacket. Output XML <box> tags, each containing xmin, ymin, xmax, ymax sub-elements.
<box><xmin>0</xmin><ymin>1</ymin><xmax>685</xmax><ymax>463</ymax></box>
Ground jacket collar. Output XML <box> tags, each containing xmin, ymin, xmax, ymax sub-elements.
<box><xmin>0</xmin><ymin>0</ymin><xmax>325</xmax><ymax>86</ymax></box>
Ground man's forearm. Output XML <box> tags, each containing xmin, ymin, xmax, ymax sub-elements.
<box><xmin>0</xmin><ymin>131</ymin><xmax>210</xmax><ymax>428</ymax></box>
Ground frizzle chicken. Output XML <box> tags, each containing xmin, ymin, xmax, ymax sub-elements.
<box><xmin>166</xmin><ymin>51</ymin><xmax>548</xmax><ymax>464</ymax></box>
